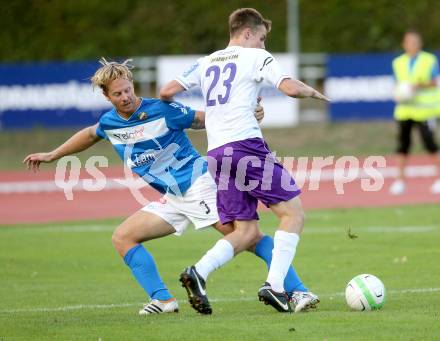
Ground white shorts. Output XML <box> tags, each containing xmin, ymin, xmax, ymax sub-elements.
<box><xmin>141</xmin><ymin>172</ymin><xmax>219</xmax><ymax>236</ymax></box>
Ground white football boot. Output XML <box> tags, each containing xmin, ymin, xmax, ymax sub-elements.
<box><xmin>139</xmin><ymin>298</ymin><xmax>179</xmax><ymax>315</ymax></box>
<box><xmin>290</xmin><ymin>291</ymin><xmax>320</xmax><ymax>313</ymax></box>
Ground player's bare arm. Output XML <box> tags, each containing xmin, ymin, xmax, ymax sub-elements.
<box><xmin>159</xmin><ymin>80</ymin><xmax>186</xmax><ymax>101</ymax></box>
<box><xmin>23</xmin><ymin>123</ymin><xmax>102</xmax><ymax>172</ymax></box>
<box><xmin>279</xmin><ymin>78</ymin><xmax>330</xmax><ymax>102</ymax></box>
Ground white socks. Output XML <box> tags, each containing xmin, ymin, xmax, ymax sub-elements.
<box><xmin>266</xmin><ymin>230</ymin><xmax>300</xmax><ymax>293</ymax></box>
<box><xmin>195</xmin><ymin>239</ymin><xmax>234</xmax><ymax>281</ymax></box>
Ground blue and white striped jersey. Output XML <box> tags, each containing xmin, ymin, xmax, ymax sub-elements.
<box><xmin>96</xmin><ymin>98</ymin><xmax>207</xmax><ymax>196</ymax></box>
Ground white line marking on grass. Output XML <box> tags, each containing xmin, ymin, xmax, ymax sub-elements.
<box><xmin>304</xmin><ymin>226</ymin><xmax>437</xmax><ymax>234</ymax></box>
<box><xmin>0</xmin><ymin>303</ymin><xmax>138</xmax><ymax>314</ymax></box>
<box><xmin>392</xmin><ymin>287</ymin><xmax>440</xmax><ymax>294</ymax></box>
<box><xmin>211</xmin><ymin>287</ymin><xmax>440</xmax><ymax>300</ymax></box>
<box><xmin>1</xmin><ymin>287</ymin><xmax>439</xmax><ymax>314</ymax></box>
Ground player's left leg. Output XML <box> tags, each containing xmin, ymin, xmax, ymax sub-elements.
<box><xmin>263</xmin><ymin>197</ymin><xmax>319</xmax><ymax>312</ymax></box>
<box><xmin>248</xmin><ymin>160</ymin><xmax>317</xmax><ymax>312</ymax></box>
<box><xmin>112</xmin><ymin>209</ymin><xmax>180</xmax><ymax>315</ymax></box>
<box><xmin>253</xmin><ymin>228</ymin><xmax>319</xmax><ymax>312</ymax></box>
<box><xmin>255</xmin><ymin>197</ymin><xmax>302</xmax><ymax>312</ymax></box>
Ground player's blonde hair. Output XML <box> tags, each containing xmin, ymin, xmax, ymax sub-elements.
<box><xmin>91</xmin><ymin>58</ymin><xmax>134</xmax><ymax>93</ymax></box>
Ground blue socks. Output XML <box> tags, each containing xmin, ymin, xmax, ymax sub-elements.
<box><xmin>255</xmin><ymin>235</ymin><xmax>308</xmax><ymax>294</ymax></box>
<box><xmin>123</xmin><ymin>244</ymin><xmax>172</xmax><ymax>301</ymax></box>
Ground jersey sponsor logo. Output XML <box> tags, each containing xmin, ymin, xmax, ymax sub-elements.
<box><xmin>113</xmin><ymin>126</ymin><xmax>145</xmax><ymax>141</ymax></box>
<box><xmin>210</xmin><ymin>54</ymin><xmax>238</xmax><ymax>63</ymax></box>
<box><xmin>130</xmin><ymin>150</ymin><xmax>157</xmax><ymax>167</ymax></box>
<box><xmin>183</xmin><ymin>62</ymin><xmax>200</xmax><ymax>77</ymax></box>
<box><xmin>105</xmin><ymin>118</ymin><xmax>169</xmax><ymax>145</ymax></box>
<box><xmin>123</xmin><ymin>142</ymin><xmax>195</xmax><ymax>196</ymax></box>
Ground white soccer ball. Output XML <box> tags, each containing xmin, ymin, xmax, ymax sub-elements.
<box><xmin>394</xmin><ymin>82</ymin><xmax>414</xmax><ymax>102</ymax></box>
<box><xmin>345</xmin><ymin>274</ymin><xmax>386</xmax><ymax>311</ymax></box>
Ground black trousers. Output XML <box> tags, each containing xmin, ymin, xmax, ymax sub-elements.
<box><xmin>396</xmin><ymin>119</ymin><xmax>439</xmax><ymax>154</ymax></box>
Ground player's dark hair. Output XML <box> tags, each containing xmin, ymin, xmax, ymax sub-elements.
<box><xmin>229</xmin><ymin>8</ymin><xmax>271</xmax><ymax>37</ymax></box>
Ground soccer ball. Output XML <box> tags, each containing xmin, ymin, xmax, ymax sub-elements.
<box><xmin>394</xmin><ymin>82</ymin><xmax>414</xmax><ymax>102</ymax></box>
<box><xmin>345</xmin><ymin>274</ymin><xmax>386</xmax><ymax>311</ymax></box>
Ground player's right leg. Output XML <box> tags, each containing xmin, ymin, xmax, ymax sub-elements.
<box><xmin>112</xmin><ymin>209</ymin><xmax>179</xmax><ymax>315</ymax></box>
<box><xmin>180</xmin><ymin>145</ymin><xmax>263</xmax><ymax>314</ymax></box>
<box><xmin>241</xmin><ymin>138</ymin><xmax>322</xmax><ymax>312</ymax></box>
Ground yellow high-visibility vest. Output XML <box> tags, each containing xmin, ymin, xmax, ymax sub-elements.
<box><xmin>392</xmin><ymin>51</ymin><xmax>440</xmax><ymax>121</ymax></box>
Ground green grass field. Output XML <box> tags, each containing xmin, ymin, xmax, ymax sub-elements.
<box><xmin>1</xmin><ymin>205</ymin><xmax>440</xmax><ymax>340</ymax></box>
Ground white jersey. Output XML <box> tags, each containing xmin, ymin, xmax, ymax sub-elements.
<box><xmin>175</xmin><ymin>46</ymin><xmax>290</xmax><ymax>151</ymax></box>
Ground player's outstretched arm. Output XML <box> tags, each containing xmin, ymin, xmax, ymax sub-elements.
<box><xmin>279</xmin><ymin>78</ymin><xmax>330</xmax><ymax>102</ymax></box>
<box><xmin>159</xmin><ymin>80</ymin><xmax>186</xmax><ymax>101</ymax></box>
<box><xmin>23</xmin><ymin>124</ymin><xmax>102</xmax><ymax>172</ymax></box>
